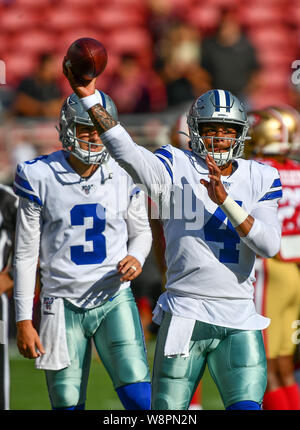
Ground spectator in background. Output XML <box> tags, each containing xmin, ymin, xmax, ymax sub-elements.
<box><xmin>106</xmin><ymin>53</ymin><xmax>166</xmax><ymax>113</ymax></box>
<box><xmin>156</xmin><ymin>22</ymin><xmax>209</xmax><ymax>108</ymax></box>
<box><xmin>201</xmin><ymin>9</ymin><xmax>260</xmax><ymax>106</ymax></box>
<box><xmin>13</xmin><ymin>53</ymin><xmax>63</xmax><ymax>118</ymax></box>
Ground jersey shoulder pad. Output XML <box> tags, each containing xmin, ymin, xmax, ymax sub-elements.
<box><xmin>13</xmin><ymin>154</ymin><xmax>52</xmax><ymax>206</ymax></box>
<box><xmin>250</xmin><ymin>159</ymin><xmax>282</xmax><ymax>203</ymax></box>
<box><xmin>154</xmin><ymin>144</ymin><xmax>175</xmax><ymax>183</ymax></box>
<box><xmin>154</xmin><ymin>144</ymin><xmax>174</xmax><ymax>161</ymax></box>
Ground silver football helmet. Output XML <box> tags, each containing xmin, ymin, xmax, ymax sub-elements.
<box><xmin>187</xmin><ymin>89</ymin><xmax>250</xmax><ymax>165</ymax></box>
<box><xmin>58</xmin><ymin>90</ymin><xmax>118</xmax><ymax>165</ymax></box>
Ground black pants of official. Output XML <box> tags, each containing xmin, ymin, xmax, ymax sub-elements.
<box><xmin>0</xmin><ymin>293</ymin><xmax>9</xmax><ymax>410</ymax></box>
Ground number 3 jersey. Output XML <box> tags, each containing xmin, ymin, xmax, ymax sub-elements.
<box><xmin>101</xmin><ymin>124</ymin><xmax>282</xmax><ymax>330</ymax></box>
<box><xmin>13</xmin><ymin>150</ymin><xmax>152</xmax><ymax>320</ymax></box>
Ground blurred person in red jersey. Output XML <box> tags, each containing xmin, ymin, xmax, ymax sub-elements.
<box><xmin>201</xmin><ymin>9</ymin><xmax>260</xmax><ymax>108</ymax></box>
<box><xmin>248</xmin><ymin>107</ymin><xmax>300</xmax><ymax>410</ymax></box>
<box><xmin>105</xmin><ymin>53</ymin><xmax>166</xmax><ymax>113</ymax></box>
<box><xmin>13</xmin><ymin>53</ymin><xmax>63</xmax><ymax>118</ymax></box>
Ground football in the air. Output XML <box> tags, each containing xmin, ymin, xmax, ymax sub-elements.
<box><xmin>65</xmin><ymin>38</ymin><xmax>108</xmax><ymax>81</ymax></box>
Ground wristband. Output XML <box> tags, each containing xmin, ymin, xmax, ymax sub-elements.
<box><xmin>80</xmin><ymin>93</ymin><xmax>101</xmax><ymax>111</ymax></box>
<box><xmin>220</xmin><ymin>195</ymin><xmax>249</xmax><ymax>227</ymax></box>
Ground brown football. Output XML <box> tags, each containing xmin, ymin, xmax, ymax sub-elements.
<box><xmin>65</xmin><ymin>38</ymin><xmax>108</xmax><ymax>81</ymax></box>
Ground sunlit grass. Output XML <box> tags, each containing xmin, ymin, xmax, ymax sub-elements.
<box><xmin>9</xmin><ymin>340</ymin><xmax>223</xmax><ymax>410</ymax></box>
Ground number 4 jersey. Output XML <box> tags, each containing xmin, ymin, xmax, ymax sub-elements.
<box><xmin>100</xmin><ymin>125</ymin><xmax>282</xmax><ymax>329</ymax></box>
<box><xmin>13</xmin><ymin>150</ymin><xmax>151</xmax><ymax>320</ymax></box>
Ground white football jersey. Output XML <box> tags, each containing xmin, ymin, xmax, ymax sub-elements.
<box><xmin>14</xmin><ymin>150</ymin><xmax>151</xmax><ymax>314</ymax></box>
<box><xmin>101</xmin><ymin>124</ymin><xmax>282</xmax><ymax>329</ymax></box>
<box><xmin>157</xmin><ymin>146</ymin><xmax>281</xmax><ymax>300</ymax></box>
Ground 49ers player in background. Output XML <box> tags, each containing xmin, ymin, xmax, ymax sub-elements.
<box><xmin>248</xmin><ymin>106</ymin><xmax>300</xmax><ymax>410</ymax></box>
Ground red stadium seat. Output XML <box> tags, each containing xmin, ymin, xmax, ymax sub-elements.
<box><xmin>4</xmin><ymin>52</ymin><xmax>37</xmax><ymax>85</ymax></box>
<box><xmin>108</xmin><ymin>0</ymin><xmax>148</xmax><ymax>8</ymax></box>
<box><xmin>55</xmin><ymin>0</ymin><xmax>98</xmax><ymax>7</ymax></box>
<box><xmin>12</xmin><ymin>0</ymin><xmax>53</xmax><ymax>7</ymax></box>
<box><xmin>203</xmin><ymin>0</ymin><xmax>241</xmax><ymax>7</ymax></box>
<box><xmin>92</xmin><ymin>8</ymin><xmax>147</xmax><ymax>31</ymax></box>
<box><xmin>257</xmin><ymin>49</ymin><xmax>296</xmax><ymax>68</ymax></box>
<box><xmin>0</xmin><ymin>7</ymin><xmax>40</xmax><ymax>32</ymax></box>
<box><xmin>286</xmin><ymin>4</ymin><xmax>300</xmax><ymax>26</ymax></box>
<box><xmin>108</xmin><ymin>28</ymin><xmax>153</xmax><ymax>65</ymax></box>
<box><xmin>44</xmin><ymin>7</ymin><xmax>88</xmax><ymax>31</ymax></box>
<box><xmin>186</xmin><ymin>6</ymin><xmax>221</xmax><ymax>33</ymax></box>
<box><xmin>0</xmin><ymin>34</ymin><xmax>8</xmax><ymax>56</ymax></box>
<box><xmin>239</xmin><ymin>5</ymin><xmax>284</xmax><ymax>27</ymax></box>
<box><xmin>248</xmin><ymin>27</ymin><xmax>293</xmax><ymax>50</ymax></box>
<box><xmin>9</xmin><ymin>31</ymin><xmax>57</xmax><ymax>54</ymax></box>
<box><xmin>250</xmin><ymin>90</ymin><xmax>290</xmax><ymax>110</ymax></box>
<box><xmin>258</xmin><ymin>68</ymin><xmax>291</xmax><ymax>90</ymax></box>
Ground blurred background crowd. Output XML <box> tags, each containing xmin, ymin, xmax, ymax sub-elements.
<box><xmin>2</xmin><ymin>0</ymin><xmax>300</xmax><ymax>410</ymax></box>
<box><xmin>1</xmin><ymin>0</ymin><xmax>300</xmax><ymax>182</ymax></box>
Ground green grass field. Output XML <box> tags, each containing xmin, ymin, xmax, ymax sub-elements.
<box><xmin>9</xmin><ymin>339</ymin><xmax>224</xmax><ymax>410</ymax></box>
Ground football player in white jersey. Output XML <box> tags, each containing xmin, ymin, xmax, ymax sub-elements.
<box><xmin>64</xmin><ymin>64</ymin><xmax>282</xmax><ymax>410</ymax></box>
<box><xmin>13</xmin><ymin>90</ymin><xmax>152</xmax><ymax>410</ymax></box>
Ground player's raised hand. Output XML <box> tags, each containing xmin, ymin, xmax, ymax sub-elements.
<box><xmin>118</xmin><ymin>255</ymin><xmax>142</xmax><ymax>282</ymax></box>
<box><xmin>16</xmin><ymin>320</ymin><xmax>45</xmax><ymax>359</ymax></box>
<box><xmin>200</xmin><ymin>154</ymin><xmax>227</xmax><ymax>205</ymax></box>
<box><xmin>63</xmin><ymin>57</ymin><xmax>97</xmax><ymax>99</ymax></box>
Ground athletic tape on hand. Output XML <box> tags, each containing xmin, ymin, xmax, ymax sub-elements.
<box><xmin>220</xmin><ymin>195</ymin><xmax>249</xmax><ymax>228</ymax></box>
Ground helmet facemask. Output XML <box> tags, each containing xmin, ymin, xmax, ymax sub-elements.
<box><xmin>188</xmin><ymin>117</ymin><xmax>249</xmax><ymax>166</ymax></box>
<box><xmin>57</xmin><ymin>90</ymin><xmax>118</xmax><ymax>165</ymax></box>
<box><xmin>61</xmin><ymin>118</ymin><xmax>109</xmax><ymax>165</ymax></box>
<box><xmin>202</xmin><ymin>123</ymin><xmax>246</xmax><ymax>166</ymax></box>
<box><xmin>187</xmin><ymin>90</ymin><xmax>250</xmax><ymax>165</ymax></box>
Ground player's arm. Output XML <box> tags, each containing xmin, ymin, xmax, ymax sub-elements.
<box><xmin>201</xmin><ymin>154</ymin><xmax>281</xmax><ymax>258</ymax></box>
<box><xmin>119</xmin><ymin>190</ymin><xmax>153</xmax><ymax>282</ymax></box>
<box><xmin>63</xmin><ymin>64</ymin><xmax>172</xmax><ymax>197</ymax></box>
<box><xmin>14</xmin><ymin>197</ymin><xmax>45</xmax><ymax>359</ymax></box>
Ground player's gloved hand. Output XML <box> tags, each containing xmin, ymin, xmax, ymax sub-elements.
<box><xmin>63</xmin><ymin>56</ymin><xmax>97</xmax><ymax>99</ymax></box>
<box><xmin>200</xmin><ymin>154</ymin><xmax>228</xmax><ymax>205</ymax></box>
<box><xmin>118</xmin><ymin>255</ymin><xmax>142</xmax><ymax>282</ymax></box>
<box><xmin>16</xmin><ymin>320</ymin><xmax>45</xmax><ymax>359</ymax></box>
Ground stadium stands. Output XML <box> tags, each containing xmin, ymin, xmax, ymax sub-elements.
<box><xmin>0</xmin><ymin>0</ymin><xmax>297</xmax><ymax>110</ymax></box>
